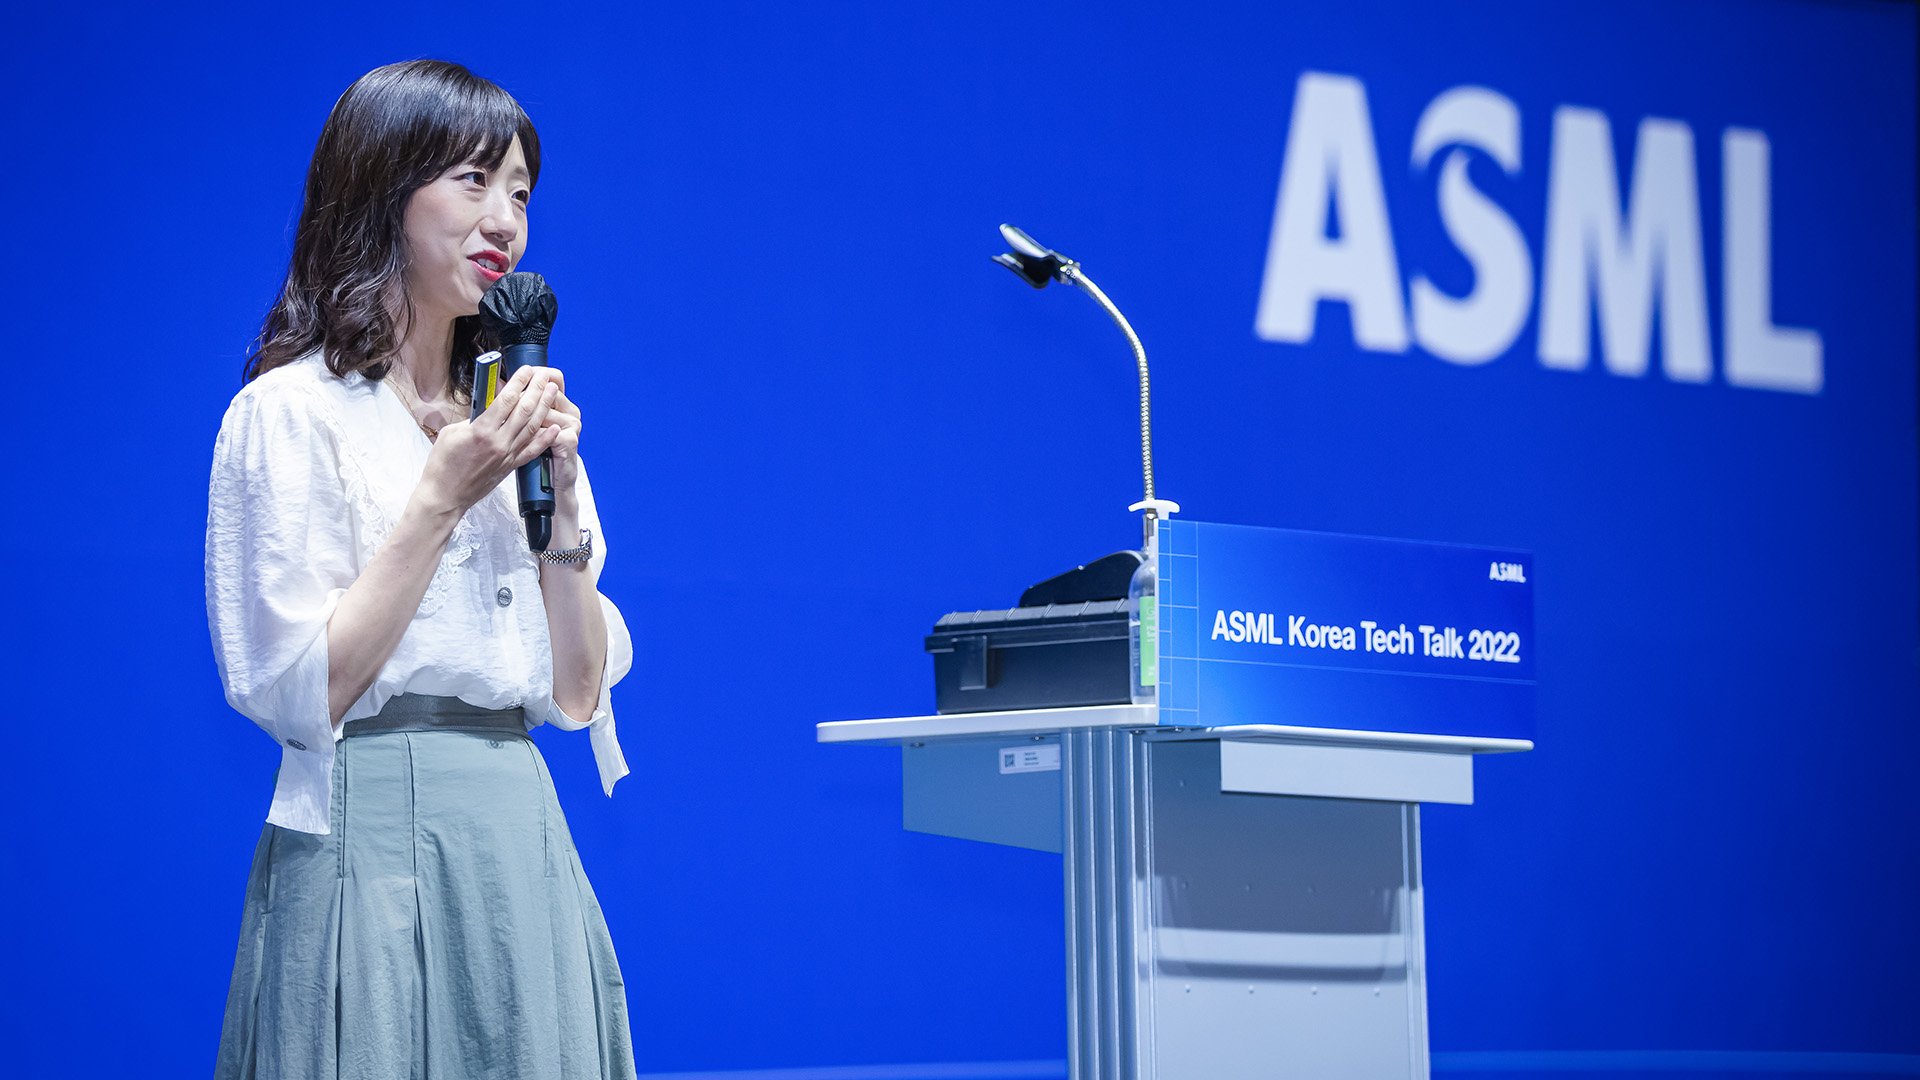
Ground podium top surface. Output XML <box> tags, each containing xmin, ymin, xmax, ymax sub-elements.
<box><xmin>816</xmin><ymin>705</ymin><xmax>1532</xmax><ymax>754</ymax></box>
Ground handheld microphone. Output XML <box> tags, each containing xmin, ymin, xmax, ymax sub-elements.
<box><xmin>478</xmin><ymin>272</ymin><xmax>560</xmax><ymax>551</ymax></box>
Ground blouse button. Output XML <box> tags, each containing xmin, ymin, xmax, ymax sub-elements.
<box><xmin>496</xmin><ymin>587</ymin><xmax>514</xmax><ymax>608</ymax></box>
<box><xmin>286</xmin><ymin>738</ymin><xmax>307</xmax><ymax>751</ymax></box>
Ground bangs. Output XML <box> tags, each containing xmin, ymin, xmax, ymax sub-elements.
<box><xmin>420</xmin><ymin>73</ymin><xmax>542</xmax><ymax>187</ymax></box>
<box><xmin>323</xmin><ymin>60</ymin><xmax>542</xmax><ymax>193</ymax></box>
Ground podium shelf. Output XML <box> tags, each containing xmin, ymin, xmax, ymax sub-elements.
<box><xmin>816</xmin><ymin>707</ymin><xmax>1533</xmax><ymax>756</ymax></box>
<box><xmin>815</xmin><ymin>704</ymin><xmax>1152</xmax><ymax>744</ymax></box>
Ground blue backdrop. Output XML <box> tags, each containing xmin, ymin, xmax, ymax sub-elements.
<box><xmin>7</xmin><ymin>1</ymin><xmax>1915</xmax><ymax>1076</ymax></box>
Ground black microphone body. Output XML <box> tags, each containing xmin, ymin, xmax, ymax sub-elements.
<box><xmin>499</xmin><ymin>341</ymin><xmax>555</xmax><ymax>551</ymax></box>
<box><xmin>478</xmin><ymin>272</ymin><xmax>561</xmax><ymax>552</ymax></box>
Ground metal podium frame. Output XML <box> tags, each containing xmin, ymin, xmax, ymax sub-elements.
<box><xmin>819</xmin><ymin>705</ymin><xmax>1530</xmax><ymax>1080</ymax></box>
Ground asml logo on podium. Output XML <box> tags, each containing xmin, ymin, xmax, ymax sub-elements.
<box><xmin>1255</xmin><ymin>71</ymin><xmax>1823</xmax><ymax>394</ymax></box>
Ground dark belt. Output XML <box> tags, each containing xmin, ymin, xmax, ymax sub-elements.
<box><xmin>344</xmin><ymin>694</ymin><xmax>528</xmax><ymax>738</ymax></box>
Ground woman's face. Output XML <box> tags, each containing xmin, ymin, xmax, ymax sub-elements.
<box><xmin>401</xmin><ymin>134</ymin><xmax>531</xmax><ymax>326</ymax></box>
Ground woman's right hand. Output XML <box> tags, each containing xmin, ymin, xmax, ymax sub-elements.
<box><xmin>415</xmin><ymin>365</ymin><xmax>562</xmax><ymax>517</ymax></box>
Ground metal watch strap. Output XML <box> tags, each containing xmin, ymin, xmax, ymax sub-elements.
<box><xmin>538</xmin><ymin>528</ymin><xmax>593</xmax><ymax>565</ymax></box>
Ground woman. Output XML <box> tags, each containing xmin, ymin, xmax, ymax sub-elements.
<box><xmin>207</xmin><ymin>60</ymin><xmax>637</xmax><ymax>1079</ymax></box>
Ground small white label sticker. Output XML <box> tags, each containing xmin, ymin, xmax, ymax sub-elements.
<box><xmin>999</xmin><ymin>744</ymin><xmax>1061</xmax><ymax>775</ymax></box>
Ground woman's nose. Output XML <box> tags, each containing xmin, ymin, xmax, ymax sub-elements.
<box><xmin>481</xmin><ymin>194</ymin><xmax>520</xmax><ymax>249</ymax></box>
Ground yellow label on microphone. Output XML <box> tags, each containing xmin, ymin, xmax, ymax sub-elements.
<box><xmin>471</xmin><ymin>352</ymin><xmax>503</xmax><ymax>420</ymax></box>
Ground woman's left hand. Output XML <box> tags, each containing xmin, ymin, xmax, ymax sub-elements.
<box><xmin>526</xmin><ymin>368</ymin><xmax>583</xmax><ymax>501</ymax></box>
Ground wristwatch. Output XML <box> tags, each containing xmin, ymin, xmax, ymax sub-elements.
<box><xmin>538</xmin><ymin>528</ymin><xmax>593</xmax><ymax>565</ymax></box>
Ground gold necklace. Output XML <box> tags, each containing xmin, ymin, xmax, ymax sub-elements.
<box><xmin>388</xmin><ymin>376</ymin><xmax>443</xmax><ymax>441</ymax></box>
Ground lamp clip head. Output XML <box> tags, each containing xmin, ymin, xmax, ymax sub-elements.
<box><xmin>993</xmin><ymin>223</ymin><xmax>1075</xmax><ymax>289</ymax></box>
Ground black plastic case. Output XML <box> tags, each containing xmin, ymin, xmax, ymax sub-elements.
<box><xmin>924</xmin><ymin>600</ymin><xmax>1130</xmax><ymax>714</ymax></box>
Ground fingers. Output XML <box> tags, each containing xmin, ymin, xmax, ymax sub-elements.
<box><xmin>513</xmin><ymin>366</ymin><xmax>565</xmax><ymax>398</ymax></box>
<box><xmin>477</xmin><ymin>368</ymin><xmax>525</xmax><ymax>433</ymax></box>
<box><xmin>501</xmin><ymin>364</ymin><xmax>564</xmax><ymax>390</ymax></box>
<box><xmin>459</xmin><ymin>365</ymin><xmax>576</xmax><ymax>482</ymax></box>
<box><xmin>501</xmin><ymin>378</ymin><xmax>558</xmax><ymax>452</ymax></box>
<box><xmin>545</xmin><ymin>389</ymin><xmax>582</xmax><ymax>431</ymax></box>
<box><xmin>516</xmin><ymin>382</ymin><xmax>581</xmax><ymax>458</ymax></box>
<box><xmin>480</xmin><ymin>366</ymin><xmax>567</xmax><ymax>432</ymax></box>
<box><xmin>511</xmin><ymin>423</ymin><xmax>563</xmax><ymax>467</ymax></box>
<box><xmin>426</xmin><ymin>366</ymin><xmax>578</xmax><ymax>509</ymax></box>
<box><xmin>515</xmin><ymin>388</ymin><xmax>579</xmax><ymax>463</ymax></box>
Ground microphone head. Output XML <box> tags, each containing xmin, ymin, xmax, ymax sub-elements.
<box><xmin>994</xmin><ymin>224</ymin><xmax>1071</xmax><ymax>289</ymax></box>
<box><xmin>478</xmin><ymin>271</ymin><xmax>558</xmax><ymax>347</ymax></box>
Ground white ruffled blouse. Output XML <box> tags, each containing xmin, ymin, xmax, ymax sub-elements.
<box><xmin>205</xmin><ymin>353</ymin><xmax>631</xmax><ymax>835</ymax></box>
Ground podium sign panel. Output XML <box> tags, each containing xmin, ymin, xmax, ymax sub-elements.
<box><xmin>1156</xmin><ymin>518</ymin><xmax>1534</xmax><ymax>741</ymax></box>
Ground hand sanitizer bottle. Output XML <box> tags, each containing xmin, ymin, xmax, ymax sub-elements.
<box><xmin>1129</xmin><ymin>531</ymin><xmax>1158</xmax><ymax>705</ymax></box>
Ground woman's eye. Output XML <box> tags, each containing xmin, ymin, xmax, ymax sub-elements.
<box><xmin>458</xmin><ymin>170</ymin><xmax>486</xmax><ymax>185</ymax></box>
<box><xmin>513</xmin><ymin>190</ymin><xmax>531</xmax><ymax>207</ymax></box>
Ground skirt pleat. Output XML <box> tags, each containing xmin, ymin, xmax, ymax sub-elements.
<box><xmin>215</xmin><ymin>727</ymin><xmax>636</xmax><ymax>1080</ymax></box>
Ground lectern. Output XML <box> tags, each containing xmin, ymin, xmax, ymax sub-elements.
<box><xmin>819</xmin><ymin>518</ymin><xmax>1534</xmax><ymax>1079</ymax></box>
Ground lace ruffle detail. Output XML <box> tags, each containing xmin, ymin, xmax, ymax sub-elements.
<box><xmin>298</xmin><ymin>381</ymin><xmax>501</xmax><ymax>617</ymax></box>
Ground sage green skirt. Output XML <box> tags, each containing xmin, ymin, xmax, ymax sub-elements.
<box><xmin>214</xmin><ymin>697</ymin><xmax>637</xmax><ymax>1079</ymax></box>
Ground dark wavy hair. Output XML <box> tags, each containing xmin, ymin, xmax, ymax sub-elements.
<box><xmin>245</xmin><ymin>59</ymin><xmax>541</xmax><ymax>395</ymax></box>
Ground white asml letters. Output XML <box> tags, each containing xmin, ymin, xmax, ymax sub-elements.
<box><xmin>1255</xmin><ymin>71</ymin><xmax>1823</xmax><ymax>394</ymax></box>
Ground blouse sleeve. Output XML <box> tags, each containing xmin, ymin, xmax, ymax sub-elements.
<box><xmin>535</xmin><ymin>453</ymin><xmax>633</xmax><ymax>796</ymax></box>
<box><xmin>205</xmin><ymin>382</ymin><xmax>357</xmax><ymax>833</ymax></box>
